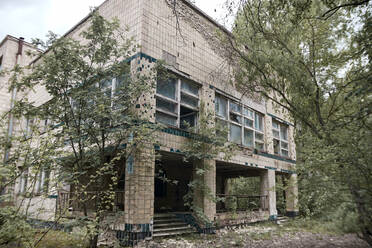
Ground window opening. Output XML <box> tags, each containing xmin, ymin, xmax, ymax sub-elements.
<box><xmin>215</xmin><ymin>94</ymin><xmax>265</xmax><ymax>150</ymax></box>
<box><xmin>155</xmin><ymin>75</ymin><xmax>200</xmax><ymax>129</ymax></box>
<box><xmin>272</xmin><ymin>120</ymin><xmax>289</xmax><ymax>157</ymax></box>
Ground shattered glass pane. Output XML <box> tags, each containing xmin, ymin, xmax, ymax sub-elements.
<box><xmin>230</xmin><ymin>112</ymin><xmax>242</xmax><ymax>124</ymax></box>
<box><xmin>273</xmin><ymin>139</ymin><xmax>280</xmax><ymax>154</ymax></box>
<box><xmin>156</xmin><ymin>98</ymin><xmax>177</xmax><ymax>113</ymax></box>
<box><xmin>157</xmin><ymin>78</ymin><xmax>177</xmax><ymax>100</ymax></box>
<box><xmin>181</xmin><ymin>93</ymin><xmax>198</xmax><ymax>108</ymax></box>
<box><xmin>243</xmin><ymin>128</ymin><xmax>254</xmax><ymax>147</ymax></box>
<box><xmin>156</xmin><ymin>112</ymin><xmax>177</xmax><ymax>126</ymax></box>
<box><xmin>215</xmin><ymin>95</ymin><xmax>227</xmax><ymax>119</ymax></box>
<box><xmin>230</xmin><ymin>124</ymin><xmax>242</xmax><ymax>144</ymax></box>
<box><xmin>229</xmin><ymin>101</ymin><xmax>241</xmax><ymax>113</ymax></box>
<box><xmin>281</xmin><ymin>141</ymin><xmax>288</xmax><ymax>149</ymax></box>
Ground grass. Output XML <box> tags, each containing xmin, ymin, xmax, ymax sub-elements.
<box><xmin>33</xmin><ymin>230</ymin><xmax>88</xmax><ymax>248</ymax></box>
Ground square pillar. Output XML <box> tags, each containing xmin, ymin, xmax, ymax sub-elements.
<box><xmin>285</xmin><ymin>173</ymin><xmax>299</xmax><ymax>217</ymax></box>
<box><xmin>260</xmin><ymin>169</ymin><xmax>277</xmax><ymax>220</ymax></box>
<box><xmin>193</xmin><ymin>159</ymin><xmax>216</xmax><ymax>222</ymax></box>
<box><xmin>123</xmin><ymin>145</ymin><xmax>155</xmax><ymax>242</ymax></box>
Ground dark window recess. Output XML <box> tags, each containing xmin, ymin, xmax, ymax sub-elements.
<box><xmin>229</xmin><ymin>112</ymin><xmax>241</xmax><ymax>124</ymax></box>
<box><xmin>117</xmin><ymin>173</ymin><xmax>125</xmax><ymax>190</ymax></box>
<box><xmin>0</xmin><ymin>55</ymin><xmax>3</xmax><ymax>70</ymax></box>
<box><xmin>180</xmin><ymin>106</ymin><xmax>196</xmax><ymax>129</ymax></box>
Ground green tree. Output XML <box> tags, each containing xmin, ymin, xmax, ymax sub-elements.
<box><xmin>1</xmin><ymin>11</ymin><xmax>161</xmax><ymax>248</ymax></box>
<box><xmin>226</xmin><ymin>0</ymin><xmax>371</xmax><ymax>245</ymax></box>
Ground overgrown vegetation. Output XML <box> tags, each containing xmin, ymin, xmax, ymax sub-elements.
<box><xmin>0</xmin><ymin>11</ymin><xmax>161</xmax><ymax>248</ymax></box>
<box><xmin>226</xmin><ymin>0</ymin><xmax>371</xmax><ymax>245</ymax></box>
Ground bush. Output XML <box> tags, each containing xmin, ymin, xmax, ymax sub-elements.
<box><xmin>0</xmin><ymin>207</ymin><xmax>34</xmax><ymax>247</ymax></box>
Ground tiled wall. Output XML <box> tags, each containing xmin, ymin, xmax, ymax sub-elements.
<box><xmin>140</xmin><ymin>0</ymin><xmax>296</xmax><ymax>166</ymax></box>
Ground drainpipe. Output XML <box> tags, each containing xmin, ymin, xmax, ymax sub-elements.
<box><xmin>4</xmin><ymin>37</ymin><xmax>24</xmax><ymax>162</ymax></box>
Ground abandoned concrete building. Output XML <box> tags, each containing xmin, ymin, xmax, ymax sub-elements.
<box><xmin>0</xmin><ymin>0</ymin><xmax>298</xmax><ymax>243</ymax></box>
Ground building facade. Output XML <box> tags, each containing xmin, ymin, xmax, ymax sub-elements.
<box><xmin>0</xmin><ymin>0</ymin><xmax>298</xmax><ymax>243</ymax></box>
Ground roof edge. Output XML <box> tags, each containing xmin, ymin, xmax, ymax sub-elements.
<box><xmin>31</xmin><ymin>0</ymin><xmax>231</xmax><ymax>64</ymax></box>
<box><xmin>0</xmin><ymin>35</ymin><xmax>41</xmax><ymax>51</ymax></box>
<box><xmin>181</xmin><ymin>0</ymin><xmax>231</xmax><ymax>35</ymax></box>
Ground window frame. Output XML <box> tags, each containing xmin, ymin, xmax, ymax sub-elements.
<box><xmin>215</xmin><ymin>94</ymin><xmax>265</xmax><ymax>151</ymax></box>
<box><xmin>155</xmin><ymin>76</ymin><xmax>200</xmax><ymax>129</ymax></box>
<box><xmin>36</xmin><ymin>167</ymin><xmax>51</xmax><ymax>194</ymax></box>
<box><xmin>272</xmin><ymin>119</ymin><xmax>290</xmax><ymax>157</ymax></box>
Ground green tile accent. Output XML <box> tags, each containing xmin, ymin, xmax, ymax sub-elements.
<box><xmin>258</xmin><ymin>151</ymin><xmax>296</xmax><ymax>164</ymax></box>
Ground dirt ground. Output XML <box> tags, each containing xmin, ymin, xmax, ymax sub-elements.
<box><xmin>136</xmin><ymin>224</ymin><xmax>369</xmax><ymax>248</ymax></box>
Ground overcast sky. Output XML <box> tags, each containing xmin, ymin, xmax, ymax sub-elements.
<box><xmin>0</xmin><ymin>0</ymin><xmax>231</xmax><ymax>43</ymax></box>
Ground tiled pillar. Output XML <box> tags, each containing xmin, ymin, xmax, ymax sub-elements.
<box><xmin>265</xmin><ymin>115</ymin><xmax>274</xmax><ymax>154</ymax></box>
<box><xmin>193</xmin><ymin>159</ymin><xmax>216</xmax><ymax>222</ymax></box>
<box><xmin>124</xmin><ymin>144</ymin><xmax>155</xmax><ymax>241</ymax></box>
<box><xmin>260</xmin><ymin>169</ymin><xmax>277</xmax><ymax>219</ymax></box>
<box><xmin>285</xmin><ymin>173</ymin><xmax>299</xmax><ymax>217</ymax></box>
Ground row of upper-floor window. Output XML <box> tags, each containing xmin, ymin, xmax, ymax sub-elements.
<box><xmin>154</xmin><ymin>76</ymin><xmax>291</xmax><ymax>157</ymax></box>
<box><xmin>20</xmin><ymin>72</ymin><xmax>291</xmax><ymax>157</ymax></box>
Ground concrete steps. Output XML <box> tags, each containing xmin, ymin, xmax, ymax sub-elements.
<box><xmin>276</xmin><ymin>215</ymin><xmax>290</xmax><ymax>226</ymax></box>
<box><xmin>153</xmin><ymin>213</ymin><xmax>196</xmax><ymax>238</ymax></box>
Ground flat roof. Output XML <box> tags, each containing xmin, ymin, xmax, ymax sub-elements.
<box><xmin>32</xmin><ymin>0</ymin><xmax>231</xmax><ymax>64</ymax></box>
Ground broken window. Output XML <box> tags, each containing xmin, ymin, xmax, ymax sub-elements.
<box><xmin>156</xmin><ymin>98</ymin><xmax>177</xmax><ymax>114</ymax></box>
<box><xmin>215</xmin><ymin>93</ymin><xmax>266</xmax><ymax>150</ymax></box>
<box><xmin>156</xmin><ymin>78</ymin><xmax>177</xmax><ymax>100</ymax></box>
<box><xmin>180</xmin><ymin>106</ymin><xmax>197</xmax><ymax>129</ymax></box>
<box><xmin>273</xmin><ymin>139</ymin><xmax>280</xmax><ymax>155</ymax></box>
<box><xmin>272</xmin><ymin>120</ymin><xmax>289</xmax><ymax>157</ymax></box>
<box><xmin>155</xmin><ymin>74</ymin><xmax>199</xmax><ymax>129</ymax></box>
<box><xmin>156</xmin><ymin>112</ymin><xmax>177</xmax><ymax>126</ymax></box>
<box><xmin>215</xmin><ymin>95</ymin><xmax>227</xmax><ymax>119</ymax></box>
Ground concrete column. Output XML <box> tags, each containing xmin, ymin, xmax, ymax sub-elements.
<box><xmin>264</xmin><ymin>114</ymin><xmax>274</xmax><ymax>154</ymax></box>
<box><xmin>285</xmin><ymin>173</ymin><xmax>299</xmax><ymax>217</ymax></box>
<box><xmin>124</xmin><ymin>145</ymin><xmax>155</xmax><ymax>239</ymax></box>
<box><xmin>193</xmin><ymin>159</ymin><xmax>216</xmax><ymax>221</ymax></box>
<box><xmin>260</xmin><ymin>169</ymin><xmax>277</xmax><ymax>219</ymax></box>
